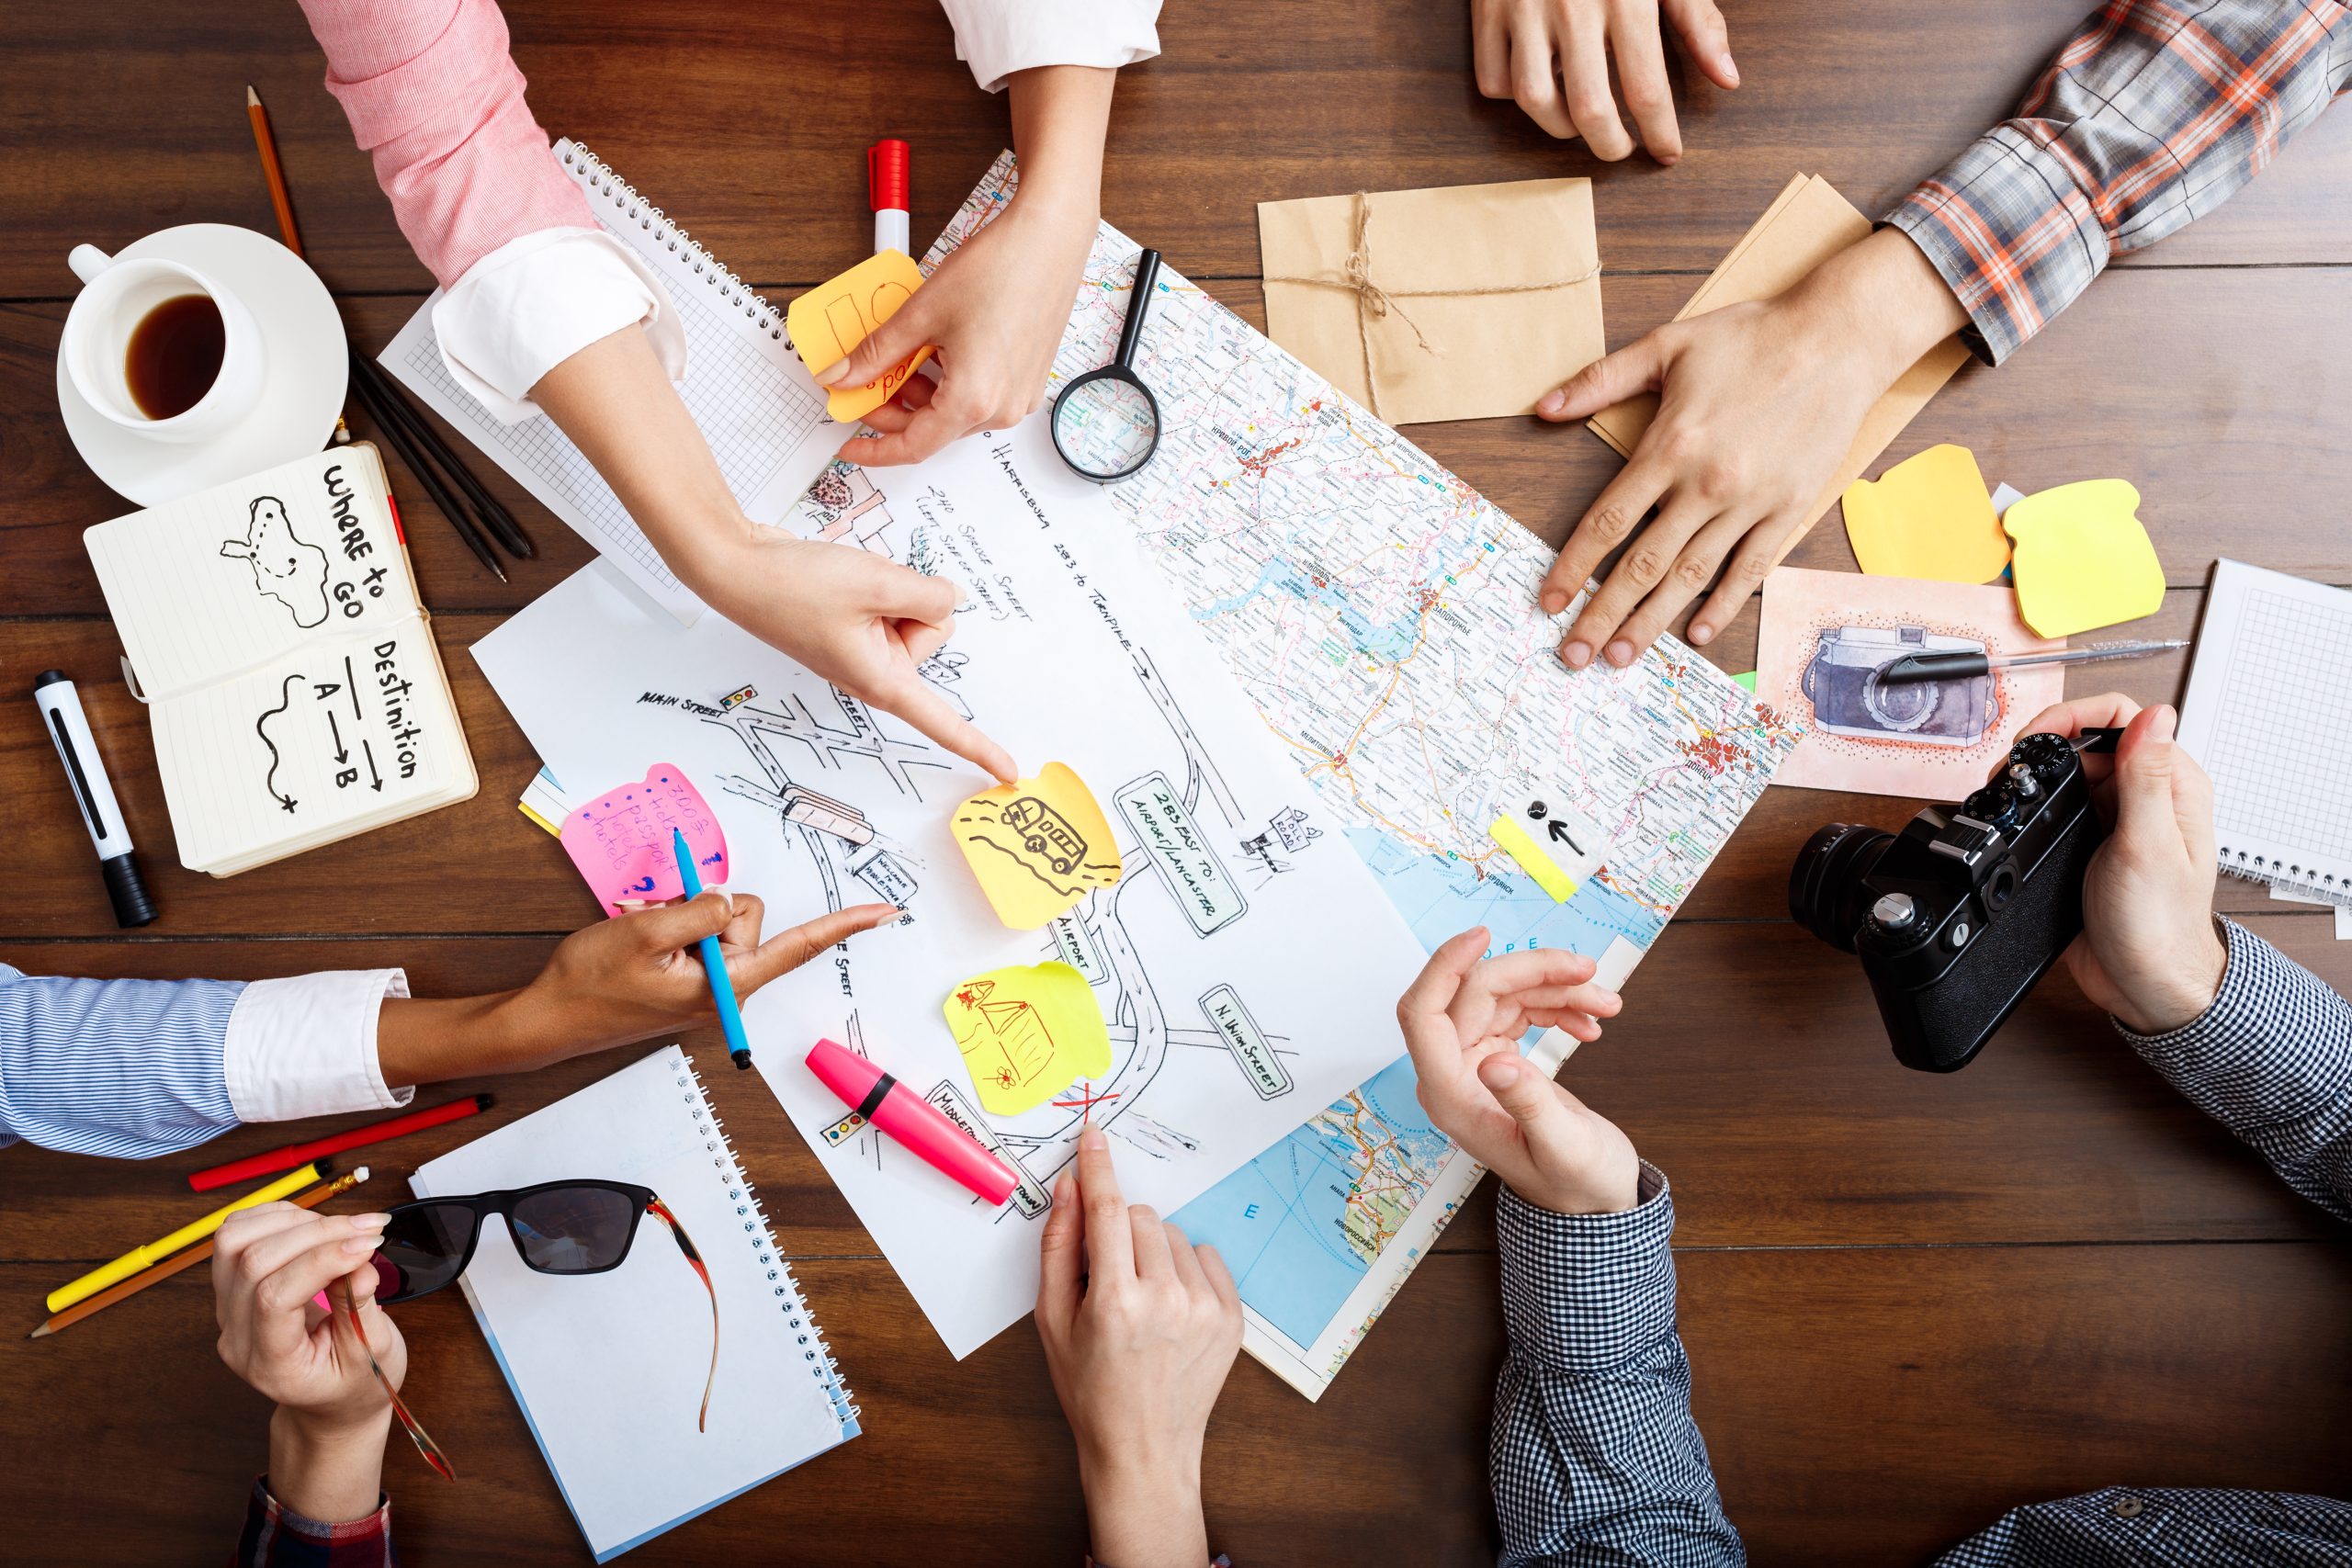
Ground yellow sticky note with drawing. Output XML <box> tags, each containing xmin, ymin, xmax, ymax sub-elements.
<box><xmin>786</xmin><ymin>250</ymin><xmax>934</xmax><ymax>423</ymax></box>
<box><xmin>1841</xmin><ymin>444</ymin><xmax>2011</xmax><ymax>584</ymax></box>
<box><xmin>945</xmin><ymin>962</ymin><xmax>1112</xmax><ymax>1116</ymax></box>
<box><xmin>2003</xmin><ymin>479</ymin><xmax>2166</xmax><ymax>637</ymax></box>
<box><xmin>952</xmin><ymin>762</ymin><xmax>1124</xmax><ymax>930</ymax></box>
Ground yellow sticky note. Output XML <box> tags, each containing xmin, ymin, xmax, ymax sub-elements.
<box><xmin>2003</xmin><ymin>479</ymin><xmax>2166</xmax><ymax>637</ymax></box>
<box><xmin>1488</xmin><ymin>816</ymin><xmax>1577</xmax><ymax>903</ymax></box>
<box><xmin>945</xmin><ymin>962</ymin><xmax>1112</xmax><ymax>1116</ymax></box>
<box><xmin>1841</xmin><ymin>444</ymin><xmax>2011</xmax><ymax>584</ymax></box>
<box><xmin>786</xmin><ymin>251</ymin><xmax>934</xmax><ymax>422</ymax></box>
<box><xmin>952</xmin><ymin>762</ymin><xmax>1124</xmax><ymax>930</ymax></box>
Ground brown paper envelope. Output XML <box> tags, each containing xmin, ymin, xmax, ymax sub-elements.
<box><xmin>1259</xmin><ymin>179</ymin><xmax>1604</xmax><ymax>426</ymax></box>
<box><xmin>1588</xmin><ymin>174</ymin><xmax>1969</xmax><ymax>555</ymax></box>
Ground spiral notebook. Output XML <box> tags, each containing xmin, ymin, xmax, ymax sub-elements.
<box><xmin>2177</xmin><ymin>559</ymin><xmax>2352</xmax><ymax>909</ymax></box>
<box><xmin>380</xmin><ymin>140</ymin><xmax>842</xmax><ymax>623</ymax></box>
<box><xmin>413</xmin><ymin>1046</ymin><xmax>855</xmax><ymax>1562</ymax></box>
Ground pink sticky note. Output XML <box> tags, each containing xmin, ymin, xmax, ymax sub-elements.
<box><xmin>560</xmin><ymin>764</ymin><xmax>729</xmax><ymax>916</ymax></box>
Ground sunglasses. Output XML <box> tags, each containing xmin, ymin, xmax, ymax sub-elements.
<box><xmin>335</xmin><ymin>1179</ymin><xmax>717</xmax><ymax>1482</ymax></box>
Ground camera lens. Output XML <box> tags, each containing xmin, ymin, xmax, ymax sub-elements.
<box><xmin>1789</xmin><ymin>823</ymin><xmax>1898</xmax><ymax>953</ymax></box>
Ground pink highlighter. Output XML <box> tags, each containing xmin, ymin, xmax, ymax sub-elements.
<box><xmin>806</xmin><ymin>1038</ymin><xmax>1020</xmax><ymax>1206</ymax></box>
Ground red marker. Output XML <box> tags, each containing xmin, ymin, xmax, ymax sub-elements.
<box><xmin>187</xmin><ymin>1094</ymin><xmax>491</xmax><ymax>1192</ymax></box>
<box><xmin>807</xmin><ymin>1037</ymin><xmax>1018</xmax><ymax>1205</ymax></box>
<box><xmin>867</xmin><ymin>139</ymin><xmax>910</xmax><ymax>256</ymax></box>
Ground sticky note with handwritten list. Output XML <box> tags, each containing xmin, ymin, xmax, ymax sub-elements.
<box><xmin>951</xmin><ymin>762</ymin><xmax>1123</xmax><ymax>930</ymax></box>
<box><xmin>786</xmin><ymin>251</ymin><xmax>933</xmax><ymax>423</ymax></box>
<box><xmin>559</xmin><ymin>764</ymin><xmax>728</xmax><ymax>916</ymax></box>
<box><xmin>944</xmin><ymin>962</ymin><xmax>1112</xmax><ymax>1116</ymax></box>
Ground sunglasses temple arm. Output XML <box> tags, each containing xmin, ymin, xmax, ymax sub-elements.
<box><xmin>647</xmin><ymin>1197</ymin><xmax>719</xmax><ymax>1434</ymax></box>
<box><xmin>337</xmin><ymin>1299</ymin><xmax>457</xmax><ymax>1483</ymax></box>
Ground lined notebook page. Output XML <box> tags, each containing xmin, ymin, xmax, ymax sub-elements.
<box><xmin>151</xmin><ymin>618</ymin><xmax>467</xmax><ymax>874</ymax></box>
<box><xmin>85</xmin><ymin>446</ymin><xmax>418</xmax><ymax>700</ymax></box>
<box><xmin>379</xmin><ymin>139</ymin><xmax>842</xmax><ymax>625</ymax></box>
<box><xmin>2178</xmin><ymin>558</ymin><xmax>2352</xmax><ymax>906</ymax></box>
<box><xmin>414</xmin><ymin>1047</ymin><xmax>855</xmax><ymax>1562</ymax></box>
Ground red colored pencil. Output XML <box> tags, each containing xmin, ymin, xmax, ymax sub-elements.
<box><xmin>187</xmin><ymin>1094</ymin><xmax>492</xmax><ymax>1192</ymax></box>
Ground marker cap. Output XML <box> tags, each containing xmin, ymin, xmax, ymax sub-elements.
<box><xmin>101</xmin><ymin>853</ymin><xmax>156</xmax><ymax>929</ymax></box>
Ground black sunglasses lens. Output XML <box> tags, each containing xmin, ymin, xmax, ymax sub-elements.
<box><xmin>507</xmin><ymin>1186</ymin><xmax>639</xmax><ymax>1274</ymax></box>
<box><xmin>376</xmin><ymin>1203</ymin><xmax>476</xmax><ymax>1301</ymax></box>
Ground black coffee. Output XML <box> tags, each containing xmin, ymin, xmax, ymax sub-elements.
<box><xmin>124</xmin><ymin>293</ymin><xmax>225</xmax><ymax>420</ymax></box>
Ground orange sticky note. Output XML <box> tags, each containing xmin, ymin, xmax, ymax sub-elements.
<box><xmin>951</xmin><ymin>762</ymin><xmax>1124</xmax><ymax>930</ymax></box>
<box><xmin>1841</xmin><ymin>444</ymin><xmax>2011</xmax><ymax>584</ymax></box>
<box><xmin>2003</xmin><ymin>479</ymin><xmax>2165</xmax><ymax>637</ymax></box>
<box><xmin>944</xmin><ymin>962</ymin><xmax>1112</xmax><ymax>1116</ymax></box>
<box><xmin>786</xmin><ymin>251</ymin><xmax>934</xmax><ymax>422</ymax></box>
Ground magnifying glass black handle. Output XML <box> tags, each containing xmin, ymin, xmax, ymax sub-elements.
<box><xmin>1114</xmin><ymin>250</ymin><xmax>1163</xmax><ymax>368</ymax></box>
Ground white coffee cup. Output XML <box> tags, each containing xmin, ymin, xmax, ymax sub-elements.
<box><xmin>63</xmin><ymin>245</ymin><xmax>266</xmax><ymax>445</ymax></box>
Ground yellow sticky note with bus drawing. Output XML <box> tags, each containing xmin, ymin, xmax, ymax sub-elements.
<box><xmin>786</xmin><ymin>250</ymin><xmax>934</xmax><ymax>423</ymax></box>
<box><xmin>944</xmin><ymin>961</ymin><xmax>1112</xmax><ymax>1116</ymax></box>
<box><xmin>952</xmin><ymin>762</ymin><xmax>1124</xmax><ymax>930</ymax></box>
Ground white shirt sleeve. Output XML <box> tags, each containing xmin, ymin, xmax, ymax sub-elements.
<box><xmin>941</xmin><ymin>0</ymin><xmax>1162</xmax><ymax>93</ymax></box>
<box><xmin>429</xmin><ymin>228</ymin><xmax>690</xmax><ymax>423</ymax></box>
<box><xmin>221</xmin><ymin>969</ymin><xmax>415</xmax><ymax>1124</ymax></box>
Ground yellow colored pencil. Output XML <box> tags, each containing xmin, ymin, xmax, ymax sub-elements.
<box><xmin>46</xmin><ymin>1161</ymin><xmax>325</xmax><ymax>1314</ymax></box>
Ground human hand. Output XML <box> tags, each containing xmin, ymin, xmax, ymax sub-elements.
<box><xmin>1534</xmin><ymin>228</ymin><xmax>1970</xmax><ymax>666</ymax></box>
<box><xmin>1472</xmin><ymin>0</ymin><xmax>1738</xmax><ymax>163</ymax></box>
<box><xmin>1399</xmin><ymin>928</ymin><xmax>1635</xmax><ymax>1214</ymax></box>
<box><xmin>1037</xmin><ymin>1125</ymin><xmax>1241</xmax><ymax>1568</ymax></box>
<box><xmin>2016</xmin><ymin>695</ymin><xmax>2226</xmax><ymax>1034</ymax></box>
<box><xmin>214</xmin><ymin>1203</ymin><xmax>400</xmax><ymax>1521</ymax></box>
<box><xmin>697</xmin><ymin>532</ymin><xmax>1016</xmax><ymax>781</ymax></box>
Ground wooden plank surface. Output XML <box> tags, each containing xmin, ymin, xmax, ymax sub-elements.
<box><xmin>4</xmin><ymin>0</ymin><xmax>2349</xmax><ymax>1563</ymax></box>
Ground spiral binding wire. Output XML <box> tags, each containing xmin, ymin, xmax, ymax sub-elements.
<box><xmin>674</xmin><ymin>1052</ymin><xmax>860</xmax><ymax>1427</ymax></box>
<box><xmin>560</xmin><ymin>141</ymin><xmax>790</xmax><ymax>344</ymax></box>
<box><xmin>2217</xmin><ymin>845</ymin><xmax>2351</xmax><ymax>908</ymax></box>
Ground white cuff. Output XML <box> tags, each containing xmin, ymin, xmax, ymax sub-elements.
<box><xmin>430</xmin><ymin>228</ymin><xmax>688</xmax><ymax>423</ymax></box>
<box><xmin>942</xmin><ymin>0</ymin><xmax>1162</xmax><ymax>93</ymax></box>
<box><xmin>223</xmin><ymin>969</ymin><xmax>414</xmax><ymax>1124</ymax></box>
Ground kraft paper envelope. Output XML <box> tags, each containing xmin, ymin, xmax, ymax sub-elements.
<box><xmin>1258</xmin><ymin>179</ymin><xmax>1604</xmax><ymax>426</ymax></box>
<box><xmin>1589</xmin><ymin>174</ymin><xmax>1973</xmax><ymax>558</ymax></box>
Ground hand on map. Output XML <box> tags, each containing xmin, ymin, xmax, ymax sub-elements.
<box><xmin>1472</xmin><ymin>0</ymin><xmax>1738</xmax><ymax>163</ymax></box>
<box><xmin>1399</xmin><ymin>929</ymin><xmax>1637</xmax><ymax>1215</ymax></box>
<box><xmin>1038</xmin><ymin>1125</ymin><xmax>1241</xmax><ymax>1568</ymax></box>
<box><xmin>213</xmin><ymin>1204</ymin><xmax>399</xmax><ymax>1524</ymax></box>
<box><xmin>1533</xmin><ymin>228</ymin><xmax>1970</xmax><ymax>665</ymax></box>
<box><xmin>2018</xmin><ymin>696</ymin><xmax>2228</xmax><ymax>1035</ymax></box>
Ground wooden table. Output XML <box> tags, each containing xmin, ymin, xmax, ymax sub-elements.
<box><xmin>4</xmin><ymin>2</ymin><xmax>2348</xmax><ymax>1562</ymax></box>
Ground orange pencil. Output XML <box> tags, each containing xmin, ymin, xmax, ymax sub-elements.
<box><xmin>27</xmin><ymin>1167</ymin><xmax>369</xmax><ymax>1339</ymax></box>
<box><xmin>245</xmin><ymin>85</ymin><xmax>305</xmax><ymax>259</ymax></box>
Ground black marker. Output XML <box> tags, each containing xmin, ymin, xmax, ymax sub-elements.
<box><xmin>34</xmin><ymin>671</ymin><xmax>156</xmax><ymax>928</ymax></box>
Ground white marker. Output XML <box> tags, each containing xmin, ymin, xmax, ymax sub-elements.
<box><xmin>34</xmin><ymin>671</ymin><xmax>156</xmax><ymax>927</ymax></box>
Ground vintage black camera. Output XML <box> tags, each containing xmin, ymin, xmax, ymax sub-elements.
<box><xmin>1789</xmin><ymin>730</ymin><xmax>2109</xmax><ymax>1072</ymax></box>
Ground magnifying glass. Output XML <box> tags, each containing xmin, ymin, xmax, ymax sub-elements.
<box><xmin>1050</xmin><ymin>248</ymin><xmax>1164</xmax><ymax>483</ymax></box>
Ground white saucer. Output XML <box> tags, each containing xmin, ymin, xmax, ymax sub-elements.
<box><xmin>57</xmin><ymin>223</ymin><xmax>347</xmax><ymax>507</ymax></box>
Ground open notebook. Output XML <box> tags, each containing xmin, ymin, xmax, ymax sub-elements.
<box><xmin>413</xmin><ymin>1046</ymin><xmax>856</xmax><ymax>1562</ymax></box>
<box><xmin>82</xmin><ymin>444</ymin><xmax>476</xmax><ymax>875</ymax></box>
<box><xmin>380</xmin><ymin>140</ymin><xmax>842</xmax><ymax>623</ymax></box>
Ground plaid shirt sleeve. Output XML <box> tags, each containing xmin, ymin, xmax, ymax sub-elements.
<box><xmin>1490</xmin><ymin>1165</ymin><xmax>1745</xmax><ymax>1567</ymax></box>
<box><xmin>232</xmin><ymin>1478</ymin><xmax>396</xmax><ymax>1567</ymax></box>
<box><xmin>2115</xmin><ymin>917</ymin><xmax>2352</xmax><ymax>1224</ymax></box>
<box><xmin>1886</xmin><ymin>0</ymin><xmax>2352</xmax><ymax>365</ymax></box>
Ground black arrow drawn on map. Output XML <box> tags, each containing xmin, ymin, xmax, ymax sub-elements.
<box><xmin>1546</xmin><ymin>820</ymin><xmax>1584</xmax><ymax>855</ymax></box>
<box><xmin>327</xmin><ymin>711</ymin><xmax>348</xmax><ymax>764</ymax></box>
<box><xmin>363</xmin><ymin>739</ymin><xmax>382</xmax><ymax>793</ymax></box>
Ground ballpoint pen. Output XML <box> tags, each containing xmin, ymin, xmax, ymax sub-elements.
<box><xmin>1879</xmin><ymin>638</ymin><xmax>2190</xmax><ymax>685</ymax></box>
<box><xmin>673</xmin><ymin>829</ymin><xmax>753</xmax><ymax>1070</ymax></box>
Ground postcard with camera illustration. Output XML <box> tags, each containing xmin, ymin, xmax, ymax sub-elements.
<box><xmin>1755</xmin><ymin>566</ymin><xmax>2064</xmax><ymax>798</ymax></box>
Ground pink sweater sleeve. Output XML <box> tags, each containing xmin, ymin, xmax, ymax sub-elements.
<box><xmin>296</xmin><ymin>0</ymin><xmax>596</xmax><ymax>288</ymax></box>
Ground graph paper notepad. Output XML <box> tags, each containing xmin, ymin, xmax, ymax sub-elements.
<box><xmin>2177</xmin><ymin>559</ymin><xmax>2352</xmax><ymax>908</ymax></box>
<box><xmin>380</xmin><ymin>141</ymin><xmax>842</xmax><ymax>623</ymax></box>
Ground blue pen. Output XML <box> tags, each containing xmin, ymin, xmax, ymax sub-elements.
<box><xmin>673</xmin><ymin>828</ymin><xmax>752</xmax><ymax>1070</ymax></box>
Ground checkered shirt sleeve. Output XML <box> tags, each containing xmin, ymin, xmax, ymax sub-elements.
<box><xmin>2115</xmin><ymin>916</ymin><xmax>2352</xmax><ymax>1224</ymax></box>
<box><xmin>1886</xmin><ymin>0</ymin><xmax>2352</xmax><ymax>365</ymax></box>
<box><xmin>1490</xmin><ymin>1164</ymin><xmax>1744</xmax><ymax>1567</ymax></box>
<box><xmin>1932</xmin><ymin>1485</ymin><xmax>2352</xmax><ymax>1564</ymax></box>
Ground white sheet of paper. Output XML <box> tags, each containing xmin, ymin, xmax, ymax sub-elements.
<box><xmin>473</xmin><ymin>416</ymin><xmax>1430</xmax><ymax>1357</ymax></box>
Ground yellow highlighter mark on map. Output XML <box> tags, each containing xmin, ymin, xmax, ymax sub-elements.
<box><xmin>786</xmin><ymin>250</ymin><xmax>933</xmax><ymax>423</ymax></box>
<box><xmin>944</xmin><ymin>962</ymin><xmax>1111</xmax><ymax>1117</ymax></box>
<box><xmin>952</xmin><ymin>761</ymin><xmax>1124</xmax><ymax>930</ymax></box>
<box><xmin>1489</xmin><ymin>816</ymin><xmax>1578</xmax><ymax>902</ymax></box>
